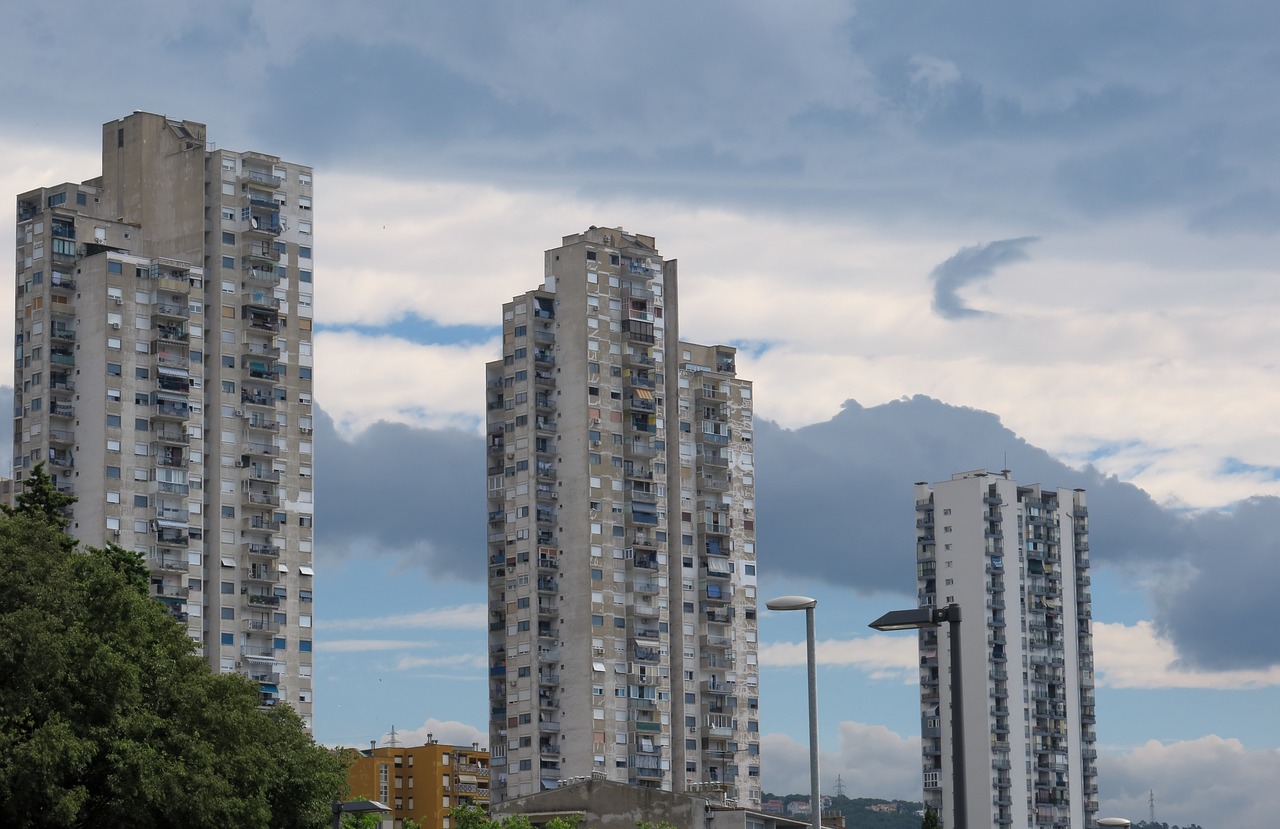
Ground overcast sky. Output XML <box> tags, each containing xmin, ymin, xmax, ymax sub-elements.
<box><xmin>4</xmin><ymin>3</ymin><xmax>1279</xmax><ymax>826</ymax></box>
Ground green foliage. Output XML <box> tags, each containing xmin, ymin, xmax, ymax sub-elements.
<box><xmin>637</xmin><ymin>822</ymin><xmax>678</xmax><ymax>829</ymax></box>
<box><xmin>921</xmin><ymin>806</ymin><xmax>940</xmax><ymax>829</ymax></box>
<box><xmin>3</xmin><ymin>463</ymin><xmax>76</xmax><ymax>538</ymax></box>
<box><xmin>448</xmin><ymin>803</ymin><xmax>581</xmax><ymax>829</ymax></box>
<box><xmin>0</xmin><ymin>503</ymin><xmax>348</xmax><ymax>828</ymax></box>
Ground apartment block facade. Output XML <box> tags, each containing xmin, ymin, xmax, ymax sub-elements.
<box><xmin>12</xmin><ymin>112</ymin><xmax>316</xmax><ymax>723</ymax></box>
<box><xmin>346</xmin><ymin>740</ymin><xmax>490</xmax><ymax>827</ymax></box>
<box><xmin>914</xmin><ymin>470</ymin><xmax>1097</xmax><ymax>828</ymax></box>
<box><xmin>486</xmin><ymin>228</ymin><xmax>760</xmax><ymax>805</ymax></box>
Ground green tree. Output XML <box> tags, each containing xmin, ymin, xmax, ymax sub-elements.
<box><xmin>0</xmin><ymin>500</ymin><xmax>348</xmax><ymax>827</ymax></box>
<box><xmin>2</xmin><ymin>462</ymin><xmax>76</xmax><ymax>538</ymax></box>
<box><xmin>921</xmin><ymin>806</ymin><xmax>940</xmax><ymax>829</ymax></box>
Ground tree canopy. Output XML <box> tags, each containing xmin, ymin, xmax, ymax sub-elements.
<box><xmin>0</xmin><ymin>464</ymin><xmax>348</xmax><ymax>827</ymax></box>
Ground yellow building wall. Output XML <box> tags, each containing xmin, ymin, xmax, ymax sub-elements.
<box><xmin>346</xmin><ymin>743</ymin><xmax>491</xmax><ymax>828</ymax></box>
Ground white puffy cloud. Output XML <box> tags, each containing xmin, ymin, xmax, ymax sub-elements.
<box><xmin>762</xmin><ymin>723</ymin><xmax>921</xmax><ymax>800</ymax></box>
<box><xmin>758</xmin><ymin>634</ymin><xmax>917</xmax><ymax>679</ymax></box>
<box><xmin>372</xmin><ymin>718</ymin><xmax>489</xmax><ymax>752</ymax></box>
<box><xmin>322</xmin><ymin>639</ymin><xmax>438</xmax><ymax>653</ymax></box>
<box><xmin>1095</xmin><ymin>621</ymin><xmax>1280</xmax><ymax>690</ymax></box>
<box><xmin>1099</xmin><ymin>737</ymin><xmax>1280</xmax><ymax>829</ymax></box>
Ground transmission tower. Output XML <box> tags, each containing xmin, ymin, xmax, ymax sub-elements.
<box><xmin>1149</xmin><ymin>790</ymin><xmax>1155</xmax><ymax>825</ymax></box>
<box><xmin>833</xmin><ymin>775</ymin><xmax>846</xmax><ymax>798</ymax></box>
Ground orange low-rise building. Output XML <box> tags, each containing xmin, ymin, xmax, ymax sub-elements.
<box><xmin>347</xmin><ymin>738</ymin><xmax>491</xmax><ymax>829</ymax></box>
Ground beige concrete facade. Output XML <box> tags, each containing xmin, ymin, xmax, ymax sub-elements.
<box><xmin>914</xmin><ymin>470</ymin><xmax>1097</xmax><ymax>828</ymax></box>
<box><xmin>486</xmin><ymin>229</ymin><xmax>759</xmax><ymax>806</ymax></box>
<box><xmin>12</xmin><ymin>112</ymin><xmax>315</xmax><ymax>725</ymax></box>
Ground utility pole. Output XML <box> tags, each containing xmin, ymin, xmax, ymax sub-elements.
<box><xmin>1149</xmin><ymin>790</ymin><xmax>1155</xmax><ymax>825</ymax></box>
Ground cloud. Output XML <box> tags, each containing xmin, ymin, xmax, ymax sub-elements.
<box><xmin>1094</xmin><ymin>621</ymin><xmax>1280</xmax><ymax>690</ymax></box>
<box><xmin>321</xmin><ymin>604</ymin><xmax>486</xmax><ymax>633</ymax></box>
<box><xmin>322</xmin><ymin>639</ymin><xmax>438</xmax><ymax>653</ymax></box>
<box><xmin>313</xmin><ymin>405</ymin><xmax>483</xmax><ymax>581</ymax></box>
<box><xmin>758</xmin><ymin>634</ymin><xmax>916</xmax><ymax>679</ymax></box>
<box><xmin>762</xmin><ymin>723</ymin><xmax>920</xmax><ymax>800</ymax></box>
<box><xmin>374</xmin><ymin>718</ymin><xmax>489</xmax><ymax>752</ymax></box>
<box><xmin>1098</xmin><ymin>736</ymin><xmax>1280</xmax><ymax>829</ymax></box>
<box><xmin>395</xmin><ymin>654</ymin><xmax>487</xmax><ymax>671</ymax></box>
<box><xmin>929</xmin><ymin>237</ymin><xmax>1037</xmax><ymax>319</ymax></box>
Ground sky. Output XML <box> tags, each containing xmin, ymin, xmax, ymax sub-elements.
<box><xmin>3</xmin><ymin>2</ymin><xmax>1280</xmax><ymax>826</ymax></box>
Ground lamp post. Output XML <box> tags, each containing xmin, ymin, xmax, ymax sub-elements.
<box><xmin>766</xmin><ymin>595</ymin><xmax>821</xmax><ymax>829</ymax></box>
<box><xmin>331</xmin><ymin>799</ymin><xmax>392</xmax><ymax>829</ymax></box>
<box><xmin>869</xmin><ymin>604</ymin><xmax>964</xmax><ymax>829</ymax></box>
<box><xmin>1096</xmin><ymin>819</ymin><xmax>1132</xmax><ymax>828</ymax></box>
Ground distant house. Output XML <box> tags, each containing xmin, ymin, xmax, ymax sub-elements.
<box><xmin>867</xmin><ymin>803</ymin><xmax>897</xmax><ymax>814</ymax></box>
<box><xmin>761</xmin><ymin>800</ymin><xmax>785</xmax><ymax>814</ymax></box>
<box><xmin>786</xmin><ymin>801</ymin><xmax>811</xmax><ymax>816</ymax></box>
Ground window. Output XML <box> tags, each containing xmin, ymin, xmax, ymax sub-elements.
<box><xmin>222</xmin><ymin>231</ymin><xmax>235</xmax><ymax>245</ymax></box>
<box><xmin>107</xmin><ymin>362</ymin><xmax>122</xmax><ymax>376</ymax></box>
<box><xmin>298</xmin><ymin>246</ymin><xmax>312</xmax><ymax>260</ymax></box>
<box><xmin>299</xmin><ymin>639</ymin><xmax>312</xmax><ymax>652</ymax></box>
<box><xmin>222</xmin><ymin>256</ymin><xmax>235</xmax><ymax>269</ymax></box>
<box><xmin>299</xmin><ymin>269</ymin><xmax>312</xmax><ymax>283</ymax></box>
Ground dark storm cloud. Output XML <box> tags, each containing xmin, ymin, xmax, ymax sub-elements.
<box><xmin>6</xmin><ymin>1</ymin><xmax>1280</xmax><ymax>231</ymax></box>
<box><xmin>313</xmin><ymin>405</ymin><xmax>483</xmax><ymax>581</ymax></box>
<box><xmin>317</xmin><ymin>392</ymin><xmax>1280</xmax><ymax>670</ymax></box>
<box><xmin>929</xmin><ymin>237</ymin><xmax>1037</xmax><ymax>319</ymax></box>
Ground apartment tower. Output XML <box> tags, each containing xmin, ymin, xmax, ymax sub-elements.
<box><xmin>486</xmin><ymin>228</ymin><xmax>760</xmax><ymax>805</ymax></box>
<box><xmin>914</xmin><ymin>470</ymin><xmax>1097</xmax><ymax>828</ymax></box>
<box><xmin>13</xmin><ymin>112</ymin><xmax>316</xmax><ymax>724</ymax></box>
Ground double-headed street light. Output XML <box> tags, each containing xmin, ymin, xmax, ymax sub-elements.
<box><xmin>869</xmin><ymin>604</ymin><xmax>965</xmax><ymax>829</ymax></box>
<box><xmin>766</xmin><ymin>596</ymin><xmax>820</xmax><ymax>829</ymax></box>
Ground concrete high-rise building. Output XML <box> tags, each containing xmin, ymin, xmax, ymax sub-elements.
<box><xmin>913</xmin><ymin>470</ymin><xmax>1097</xmax><ymax>828</ymax></box>
<box><xmin>486</xmin><ymin>228</ymin><xmax>760</xmax><ymax>805</ymax></box>
<box><xmin>13</xmin><ymin>112</ymin><xmax>316</xmax><ymax>725</ymax></box>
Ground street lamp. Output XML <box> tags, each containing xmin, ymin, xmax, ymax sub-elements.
<box><xmin>331</xmin><ymin>799</ymin><xmax>392</xmax><ymax>829</ymax></box>
<box><xmin>869</xmin><ymin>604</ymin><xmax>965</xmax><ymax>829</ymax></box>
<box><xmin>766</xmin><ymin>595</ymin><xmax>820</xmax><ymax>829</ymax></box>
<box><xmin>1096</xmin><ymin>819</ymin><xmax>1132</xmax><ymax>828</ymax></box>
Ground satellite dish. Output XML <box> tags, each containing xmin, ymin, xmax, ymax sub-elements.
<box><xmin>250</xmin><ymin>217</ymin><xmax>260</xmax><ymax>229</ymax></box>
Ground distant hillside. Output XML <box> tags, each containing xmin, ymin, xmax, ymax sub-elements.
<box><xmin>762</xmin><ymin>793</ymin><xmax>925</xmax><ymax>829</ymax></box>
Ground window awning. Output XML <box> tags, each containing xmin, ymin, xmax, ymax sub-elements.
<box><xmin>258</xmin><ymin>683</ymin><xmax>279</xmax><ymax>693</ymax></box>
<box><xmin>298</xmin><ymin>565</ymin><xmax>314</xmax><ymax>576</ymax></box>
<box><xmin>220</xmin><ymin>555</ymin><xmax>236</xmax><ymax>567</ymax></box>
<box><xmin>244</xmin><ymin>653</ymin><xmax>275</xmax><ymax>663</ymax></box>
<box><xmin>633</xmin><ymin>388</ymin><xmax>654</xmax><ymax>400</ymax></box>
<box><xmin>155</xmin><ymin>518</ymin><xmax>186</xmax><ymax>530</ymax></box>
<box><xmin>154</xmin><ymin>391</ymin><xmax>188</xmax><ymax>403</ymax></box>
<box><xmin>277</xmin><ymin>563</ymin><xmax>289</xmax><ymax>573</ymax></box>
<box><xmin>457</xmin><ymin>774</ymin><xmax>478</xmax><ymax>784</ymax></box>
<box><xmin>156</xmin><ymin>365</ymin><xmax>189</xmax><ymax>378</ymax></box>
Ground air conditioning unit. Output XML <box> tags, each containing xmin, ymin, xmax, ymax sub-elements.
<box><xmin>112</xmin><ymin>297</ymin><xmax>123</xmax><ymax>305</ymax></box>
<box><xmin>235</xmin><ymin>409</ymin><xmax>244</xmax><ymax>417</ymax></box>
<box><xmin>110</xmin><ymin>322</ymin><xmax>121</xmax><ymax>329</ymax></box>
<box><xmin>235</xmin><ymin>661</ymin><xmax>242</xmax><ymax>668</ymax></box>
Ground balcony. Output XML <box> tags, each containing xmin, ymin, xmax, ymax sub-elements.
<box><xmin>247</xmin><ymin>542</ymin><xmax>281</xmax><ymax>558</ymax></box>
<box><xmin>243</xmin><ymin>618</ymin><xmax>281</xmax><ymax>634</ymax></box>
<box><xmin>48</xmin><ymin>452</ymin><xmax>74</xmax><ymax>469</ymax></box>
<box><xmin>244</xmin><ymin>515</ymin><xmax>282</xmax><ymax>532</ymax></box>
<box><xmin>241</xmin><ymin>391</ymin><xmax>277</xmax><ymax>409</ymax></box>
<box><xmin>241</xmin><ymin>170</ymin><xmax>282</xmax><ymax>190</ymax></box>
<box><xmin>244</xmin><ymin>567</ymin><xmax>280</xmax><ymax>584</ymax></box>
<box><xmin>245</xmin><ymin>491</ymin><xmax>281</xmax><ymax>508</ymax></box>
<box><xmin>150</xmin><ymin>583</ymin><xmax>190</xmax><ymax>601</ymax></box>
<box><xmin>242</xmin><ymin>442</ymin><xmax>278</xmax><ymax>458</ymax></box>
<box><xmin>153</xmin><ymin>325</ymin><xmax>188</xmax><ymax>344</ymax></box>
<box><xmin>243</xmin><ymin>290</ymin><xmax>281</xmax><ymax>311</ymax></box>
<box><xmin>247</xmin><ymin>467</ymin><xmax>281</xmax><ymax>483</ymax></box>
<box><xmin>147</xmin><ymin>554</ymin><xmax>187</xmax><ymax>573</ymax></box>
<box><xmin>243</xmin><ymin>592</ymin><xmax>281</xmax><ymax>608</ymax></box>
